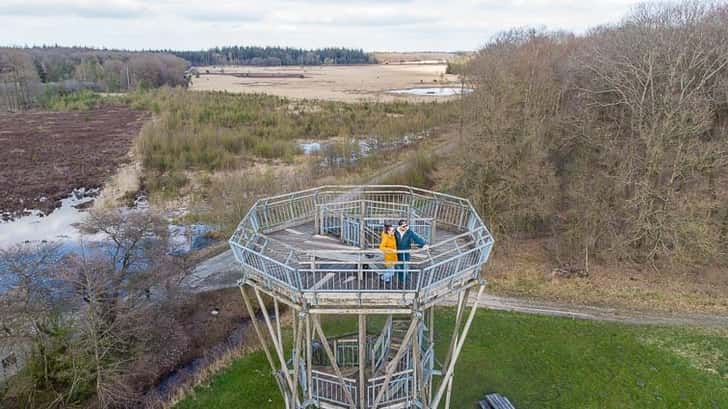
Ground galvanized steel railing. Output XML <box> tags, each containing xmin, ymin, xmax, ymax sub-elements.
<box><xmin>229</xmin><ymin>186</ymin><xmax>494</xmax><ymax>296</ymax></box>
<box><xmin>366</xmin><ymin>369</ymin><xmax>413</xmax><ymax>407</ymax></box>
<box><xmin>310</xmin><ymin>366</ymin><xmax>415</xmax><ymax>409</ymax></box>
<box><xmin>311</xmin><ymin>369</ymin><xmax>358</xmax><ymax>407</ymax></box>
<box><xmin>371</xmin><ymin>316</ymin><xmax>392</xmax><ymax>374</ymax></box>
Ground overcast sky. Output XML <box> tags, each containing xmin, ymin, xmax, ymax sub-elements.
<box><xmin>1</xmin><ymin>0</ymin><xmax>643</xmax><ymax>51</ymax></box>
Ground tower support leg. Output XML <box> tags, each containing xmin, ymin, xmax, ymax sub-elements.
<box><xmin>431</xmin><ymin>285</ymin><xmax>485</xmax><ymax>409</ymax></box>
<box><xmin>239</xmin><ymin>286</ymin><xmax>290</xmax><ymax>406</ymax></box>
<box><xmin>358</xmin><ymin>314</ymin><xmax>367</xmax><ymax>409</ymax></box>
<box><xmin>253</xmin><ymin>287</ymin><xmax>299</xmax><ymax>408</ymax></box>
<box><xmin>306</xmin><ymin>313</ymin><xmax>313</xmax><ymax>401</ymax></box>
<box><xmin>428</xmin><ymin>306</ymin><xmax>435</xmax><ymax>405</ymax></box>
<box><xmin>412</xmin><ymin>319</ymin><xmax>420</xmax><ymax>407</ymax></box>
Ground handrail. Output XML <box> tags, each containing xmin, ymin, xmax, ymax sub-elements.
<box><xmin>315</xmin><ymin>185</ymin><xmax>472</xmax><ymax>204</ymax></box>
<box><xmin>302</xmin><ymin>226</ymin><xmax>487</xmax><ymax>256</ymax></box>
<box><xmin>311</xmin><ymin>369</ymin><xmax>357</xmax><ymax>384</ymax></box>
<box><xmin>311</xmin><ymin>369</ymin><xmax>359</xmax><ymax>407</ymax></box>
<box><xmin>367</xmin><ymin>368</ymin><xmax>414</xmax><ymax>383</ymax></box>
<box><xmin>230</xmin><ymin>185</ymin><xmax>494</xmax><ymax>296</ymax></box>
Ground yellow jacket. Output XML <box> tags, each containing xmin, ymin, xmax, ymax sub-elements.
<box><xmin>379</xmin><ymin>232</ymin><xmax>398</xmax><ymax>267</ymax></box>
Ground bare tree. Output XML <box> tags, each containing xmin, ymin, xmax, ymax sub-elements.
<box><xmin>58</xmin><ymin>209</ymin><xmax>179</xmax><ymax>407</ymax></box>
<box><xmin>0</xmin><ymin>244</ymin><xmax>60</xmax><ymax>346</ymax></box>
<box><xmin>0</xmin><ymin>244</ymin><xmax>92</xmax><ymax>408</ymax></box>
<box><xmin>577</xmin><ymin>1</ymin><xmax>728</xmax><ymax>265</ymax></box>
<box><xmin>0</xmin><ymin>49</ymin><xmax>41</xmax><ymax>111</ymax></box>
<box><xmin>444</xmin><ymin>1</ymin><xmax>728</xmax><ymax>270</ymax></box>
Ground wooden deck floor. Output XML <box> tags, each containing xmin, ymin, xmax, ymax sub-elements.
<box><xmin>260</xmin><ymin>221</ymin><xmax>474</xmax><ymax>293</ymax></box>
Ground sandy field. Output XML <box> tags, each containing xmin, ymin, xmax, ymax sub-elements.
<box><xmin>372</xmin><ymin>51</ymin><xmax>465</xmax><ymax>63</ymax></box>
<box><xmin>189</xmin><ymin>64</ymin><xmax>463</xmax><ymax>102</ymax></box>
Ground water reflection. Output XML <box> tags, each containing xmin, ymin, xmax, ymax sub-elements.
<box><xmin>0</xmin><ymin>188</ymin><xmax>101</xmax><ymax>248</ymax></box>
<box><xmin>388</xmin><ymin>87</ymin><xmax>473</xmax><ymax>96</ymax></box>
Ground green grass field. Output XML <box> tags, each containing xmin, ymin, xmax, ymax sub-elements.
<box><xmin>175</xmin><ymin>309</ymin><xmax>728</xmax><ymax>409</ymax></box>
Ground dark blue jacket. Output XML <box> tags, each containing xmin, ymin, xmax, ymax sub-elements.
<box><xmin>394</xmin><ymin>229</ymin><xmax>426</xmax><ymax>261</ymax></box>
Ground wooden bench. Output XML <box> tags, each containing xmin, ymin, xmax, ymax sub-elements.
<box><xmin>479</xmin><ymin>393</ymin><xmax>516</xmax><ymax>409</ymax></box>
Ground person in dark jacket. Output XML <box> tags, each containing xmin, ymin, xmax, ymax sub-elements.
<box><xmin>394</xmin><ymin>219</ymin><xmax>428</xmax><ymax>283</ymax></box>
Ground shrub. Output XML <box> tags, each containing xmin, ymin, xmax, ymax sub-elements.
<box><xmin>39</xmin><ymin>88</ymin><xmax>101</xmax><ymax>111</ymax></box>
<box><xmin>130</xmin><ymin>87</ymin><xmax>459</xmax><ymax>195</ymax></box>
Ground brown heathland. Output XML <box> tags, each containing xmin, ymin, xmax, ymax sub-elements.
<box><xmin>0</xmin><ymin>106</ymin><xmax>149</xmax><ymax>219</ymax></box>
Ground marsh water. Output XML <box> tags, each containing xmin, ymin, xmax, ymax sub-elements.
<box><xmin>298</xmin><ymin>131</ymin><xmax>429</xmax><ymax>166</ymax></box>
<box><xmin>388</xmin><ymin>87</ymin><xmax>473</xmax><ymax>96</ymax></box>
<box><xmin>0</xmin><ymin>188</ymin><xmax>100</xmax><ymax>249</ymax></box>
<box><xmin>0</xmin><ymin>188</ymin><xmax>213</xmax><ymax>290</ymax></box>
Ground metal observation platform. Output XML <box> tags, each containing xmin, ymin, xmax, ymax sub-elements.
<box><xmin>229</xmin><ymin>185</ymin><xmax>494</xmax><ymax>409</ymax></box>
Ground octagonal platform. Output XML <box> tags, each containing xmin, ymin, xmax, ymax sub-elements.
<box><xmin>229</xmin><ymin>186</ymin><xmax>494</xmax><ymax>311</ymax></box>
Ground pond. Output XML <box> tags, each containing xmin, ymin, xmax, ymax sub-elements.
<box><xmin>387</xmin><ymin>87</ymin><xmax>473</xmax><ymax>97</ymax></box>
<box><xmin>0</xmin><ymin>188</ymin><xmax>215</xmax><ymax>289</ymax></box>
<box><xmin>0</xmin><ymin>188</ymin><xmax>101</xmax><ymax>248</ymax></box>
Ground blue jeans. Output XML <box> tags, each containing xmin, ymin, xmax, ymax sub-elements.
<box><xmin>381</xmin><ymin>266</ymin><xmax>394</xmax><ymax>282</ymax></box>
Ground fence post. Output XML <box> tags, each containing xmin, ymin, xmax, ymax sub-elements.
<box><xmin>314</xmin><ymin>204</ymin><xmax>320</xmax><ymax>235</ymax></box>
<box><xmin>340</xmin><ymin>213</ymin><xmax>345</xmax><ymax>242</ymax></box>
<box><xmin>359</xmin><ymin>200</ymin><xmax>366</xmax><ymax>249</ymax></box>
<box><xmin>358</xmin><ymin>314</ymin><xmax>367</xmax><ymax>408</ymax></box>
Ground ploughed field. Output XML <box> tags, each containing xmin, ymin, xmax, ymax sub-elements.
<box><xmin>0</xmin><ymin>106</ymin><xmax>148</xmax><ymax>219</ymax></box>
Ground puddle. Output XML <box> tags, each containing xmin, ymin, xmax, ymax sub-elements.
<box><xmin>388</xmin><ymin>87</ymin><xmax>473</xmax><ymax>96</ymax></box>
<box><xmin>300</xmin><ymin>142</ymin><xmax>322</xmax><ymax>154</ymax></box>
<box><xmin>169</xmin><ymin>223</ymin><xmax>213</xmax><ymax>255</ymax></box>
<box><xmin>0</xmin><ymin>188</ymin><xmax>101</xmax><ymax>248</ymax></box>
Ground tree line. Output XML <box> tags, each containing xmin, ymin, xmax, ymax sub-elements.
<box><xmin>441</xmin><ymin>0</ymin><xmax>728</xmax><ymax>271</ymax></box>
<box><xmin>0</xmin><ymin>45</ymin><xmax>376</xmax><ymax>111</ymax></box>
<box><xmin>0</xmin><ymin>47</ymin><xmax>189</xmax><ymax>111</ymax></box>
<box><xmin>168</xmin><ymin>46</ymin><xmax>374</xmax><ymax>66</ymax></box>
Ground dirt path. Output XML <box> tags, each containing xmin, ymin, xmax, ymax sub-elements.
<box><xmin>364</xmin><ymin>128</ymin><xmax>461</xmax><ymax>184</ymax></box>
<box><xmin>442</xmin><ymin>292</ymin><xmax>728</xmax><ymax>328</ymax></box>
<box><xmin>185</xmin><ymin>250</ymin><xmax>728</xmax><ymax>328</ymax></box>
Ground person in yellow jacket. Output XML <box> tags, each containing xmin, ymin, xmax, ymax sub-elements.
<box><xmin>378</xmin><ymin>224</ymin><xmax>397</xmax><ymax>283</ymax></box>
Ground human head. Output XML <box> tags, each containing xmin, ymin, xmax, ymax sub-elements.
<box><xmin>398</xmin><ymin>219</ymin><xmax>408</xmax><ymax>230</ymax></box>
<box><xmin>384</xmin><ymin>223</ymin><xmax>394</xmax><ymax>233</ymax></box>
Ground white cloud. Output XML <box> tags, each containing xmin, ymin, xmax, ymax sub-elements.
<box><xmin>0</xmin><ymin>0</ymin><xmax>643</xmax><ymax>50</ymax></box>
<box><xmin>0</xmin><ymin>0</ymin><xmax>149</xmax><ymax>19</ymax></box>
<box><xmin>176</xmin><ymin>8</ymin><xmax>263</xmax><ymax>22</ymax></box>
<box><xmin>272</xmin><ymin>5</ymin><xmax>440</xmax><ymax>26</ymax></box>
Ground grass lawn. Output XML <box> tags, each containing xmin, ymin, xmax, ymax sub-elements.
<box><xmin>175</xmin><ymin>309</ymin><xmax>728</xmax><ymax>409</ymax></box>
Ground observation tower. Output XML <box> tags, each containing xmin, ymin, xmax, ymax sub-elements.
<box><xmin>229</xmin><ymin>185</ymin><xmax>494</xmax><ymax>409</ymax></box>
